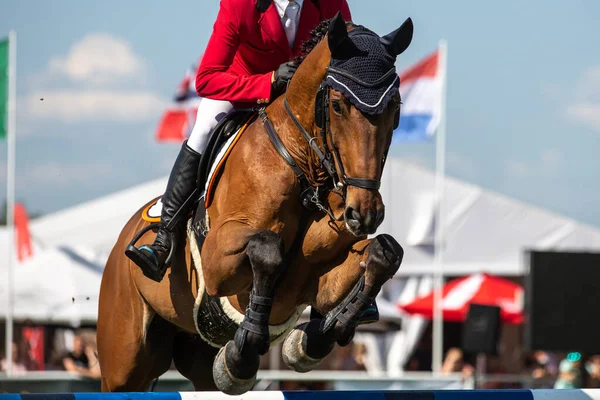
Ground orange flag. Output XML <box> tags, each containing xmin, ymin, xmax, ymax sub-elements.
<box><xmin>14</xmin><ymin>202</ymin><xmax>33</xmax><ymax>262</ymax></box>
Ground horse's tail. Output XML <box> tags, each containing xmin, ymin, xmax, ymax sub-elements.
<box><xmin>150</xmin><ymin>377</ymin><xmax>159</xmax><ymax>392</ymax></box>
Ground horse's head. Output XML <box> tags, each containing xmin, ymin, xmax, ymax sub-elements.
<box><xmin>321</xmin><ymin>14</ymin><xmax>413</xmax><ymax>236</ymax></box>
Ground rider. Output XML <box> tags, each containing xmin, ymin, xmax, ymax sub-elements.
<box><xmin>127</xmin><ymin>0</ymin><xmax>352</xmax><ymax>281</ymax></box>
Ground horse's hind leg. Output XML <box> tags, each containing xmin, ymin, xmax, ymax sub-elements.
<box><xmin>99</xmin><ymin>308</ymin><xmax>175</xmax><ymax>391</ymax></box>
<box><xmin>209</xmin><ymin>230</ymin><xmax>286</xmax><ymax>395</ymax></box>
<box><xmin>98</xmin><ymin>251</ymin><xmax>175</xmax><ymax>392</ymax></box>
<box><xmin>172</xmin><ymin>331</ymin><xmax>219</xmax><ymax>390</ymax></box>
<box><xmin>282</xmin><ymin>234</ymin><xmax>404</xmax><ymax>372</ymax></box>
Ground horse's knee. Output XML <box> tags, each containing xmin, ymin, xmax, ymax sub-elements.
<box><xmin>364</xmin><ymin>234</ymin><xmax>404</xmax><ymax>288</ymax></box>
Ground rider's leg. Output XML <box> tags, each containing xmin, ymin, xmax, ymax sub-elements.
<box><xmin>186</xmin><ymin>98</ymin><xmax>235</xmax><ymax>153</ymax></box>
<box><xmin>126</xmin><ymin>99</ymin><xmax>234</xmax><ymax>282</ymax></box>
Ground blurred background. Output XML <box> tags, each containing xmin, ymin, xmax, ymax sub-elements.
<box><xmin>1</xmin><ymin>0</ymin><xmax>600</xmax><ymax>393</ymax></box>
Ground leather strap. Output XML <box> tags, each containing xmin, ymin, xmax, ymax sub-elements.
<box><xmin>259</xmin><ymin>108</ymin><xmax>311</xmax><ymax>192</ymax></box>
<box><xmin>344</xmin><ymin>177</ymin><xmax>381</xmax><ymax>190</ymax></box>
<box><xmin>283</xmin><ymin>96</ymin><xmax>338</xmax><ymax>181</ymax></box>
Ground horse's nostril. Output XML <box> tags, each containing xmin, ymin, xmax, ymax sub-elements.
<box><xmin>344</xmin><ymin>207</ymin><xmax>361</xmax><ymax>222</ymax></box>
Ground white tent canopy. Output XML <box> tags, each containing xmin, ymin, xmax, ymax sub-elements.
<box><xmin>378</xmin><ymin>159</ymin><xmax>600</xmax><ymax>276</ymax></box>
<box><xmin>29</xmin><ymin>177</ymin><xmax>168</xmax><ymax>260</ymax></box>
<box><xmin>0</xmin><ymin>246</ymin><xmax>102</xmax><ymax>325</ymax></box>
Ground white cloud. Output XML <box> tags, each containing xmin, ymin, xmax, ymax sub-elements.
<box><xmin>566</xmin><ymin>103</ymin><xmax>600</xmax><ymax>129</ymax></box>
<box><xmin>47</xmin><ymin>33</ymin><xmax>145</xmax><ymax>84</ymax></box>
<box><xmin>565</xmin><ymin>66</ymin><xmax>600</xmax><ymax>130</ymax></box>
<box><xmin>20</xmin><ymin>33</ymin><xmax>166</xmax><ymax>127</ymax></box>
<box><xmin>23</xmin><ymin>90</ymin><xmax>167</xmax><ymax>123</ymax></box>
<box><xmin>506</xmin><ymin>148</ymin><xmax>564</xmax><ymax>178</ymax></box>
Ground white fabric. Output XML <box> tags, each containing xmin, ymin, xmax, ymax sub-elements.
<box><xmin>442</xmin><ymin>273</ymin><xmax>485</xmax><ymax>310</ymax></box>
<box><xmin>386</xmin><ymin>276</ymin><xmax>433</xmax><ymax>373</ymax></box>
<box><xmin>186</xmin><ymin>98</ymin><xmax>234</xmax><ymax>153</ymax></box>
<box><xmin>0</xmin><ymin>247</ymin><xmax>102</xmax><ymax>326</ymax></box>
<box><xmin>375</xmin><ymin>159</ymin><xmax>600</xmax><ymax>276</ymax></box>
<box><xmin>274</xmin><ymin>0</ymin><xmax>304</xmax><ymax>47</ymax></box>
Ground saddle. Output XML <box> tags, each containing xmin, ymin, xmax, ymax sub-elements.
<box><xmin>197</xmin><ymin>109</ymin><xmax>257</xmax><ymax>202</ymax></box>
<box><xmin>190</xmin><ymin>109</ymin><xmax>257</xmax><ymax>248</ymax></box>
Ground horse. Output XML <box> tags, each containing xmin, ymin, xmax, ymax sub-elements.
<box><xmin>97</xmin><ymin>13</ymin><xmax>412</xmax><ymax>394</ymax></box>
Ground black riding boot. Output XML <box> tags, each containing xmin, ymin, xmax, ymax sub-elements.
<box><xmin>125</xmin><ymin>140</ymin><xmax>201</xmax><ymax>282</ymax></box>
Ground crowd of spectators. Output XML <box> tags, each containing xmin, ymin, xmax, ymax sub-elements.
<box><xmin>0</xmin><ymin>327</ymin><xmax>100</xmax><ymax>379</ymax></box>
<box><xmin>3</xmin><ymin>324</ymin><xmax>600</xmax><ymax>391</ymax></box>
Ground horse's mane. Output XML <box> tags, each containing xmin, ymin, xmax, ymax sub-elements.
<box><xmin>290</xmin><ymin>19</ymin><xmax>357</xmax><ymax>68</ymax></box>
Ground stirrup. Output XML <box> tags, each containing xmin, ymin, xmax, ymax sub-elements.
<box><xmin>125</xmin><ymin>223</ymin><xmax>177</xmax><ymax>282</ymax></box>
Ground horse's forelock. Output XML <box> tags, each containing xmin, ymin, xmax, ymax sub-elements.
<box><xmin>291</xmin><ymin>19</ymin><xmax>358</xmax><ymax>68</ymax></box>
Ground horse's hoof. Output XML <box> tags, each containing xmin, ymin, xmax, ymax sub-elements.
<box><xmin>282</xmin><ymin>325</ymin><xmax>325</xmax><ymax>373</ymax></box>
<box><xmin>212</xmin><ymin>342</ymin><xmax>256</xmax><ymax>395</ymax></box>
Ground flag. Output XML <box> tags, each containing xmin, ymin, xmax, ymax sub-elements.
<box><xmin>155</xmin><ymin>59</ymin><xmax>203</xmax><ymax>142</ymax></box>
<box><xmin>14</xmin><ymin>202</ymin><xmax>33</xmax><ymax>262</ymax></box>
<box><xmin>393</xmin><ymin>49</ymin><xmax>443</xmax><ymax>141</ymax></box>
<box><xmin>22</xmin><ymin>326</ymin><xmax>45</xmax><ymax>370</ymax></box>
<box><xmin>0</xmin><ymin>38</ymin><xmax>8</xmax><ymax>140</ymax></box>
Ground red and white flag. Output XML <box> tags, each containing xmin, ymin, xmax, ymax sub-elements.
<box><xmin>155</xmin><ymin>57</ymin><xmax>203</xmax><ymax>143</ymax></box>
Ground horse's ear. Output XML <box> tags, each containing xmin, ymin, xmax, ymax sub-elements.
<box><xmin>380</xmin><ymin>18</ymin><xmax>413</xmax><ymax>56</ymax></box>
<box><xmin>327</xmin><ymin>12</ymin><xmax>357</xmax><ymax>59</ymax></box>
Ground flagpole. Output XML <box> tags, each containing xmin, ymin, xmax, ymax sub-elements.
<box><xmin>432</xmin><ymin>39</ymin><xmax>448</xmax><ymax>374</ymax></box>
<box><xmin>5</xmin><ymin>29</ymin><xmax>17</xmax><ymax>377</ymax></box>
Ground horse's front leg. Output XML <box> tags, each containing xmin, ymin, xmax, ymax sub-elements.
<box><xmin>203</xmin><ymin>223</ymin><xmax>287</xmax><ymax>395</ymax></box>
<box><xmin>282</xmin><ymin>234</ymin><xmax>403</xmax><ymax>372</ymax></box>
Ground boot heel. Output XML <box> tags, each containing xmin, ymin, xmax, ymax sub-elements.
<box><xmin>125</xmin><ymin>244</ymin><xmax>167</xmax><ymax>282</ymax></box>
<box><xmin>124</xmin><ymin>223</ymin><xmax>176</xmax><ymax>282</ymax></box>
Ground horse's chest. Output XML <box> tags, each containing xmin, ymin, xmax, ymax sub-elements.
<box><xmin>301</xmin><ymin>216</ymin><xmax>354</xmax><ymax>262</ymax></box>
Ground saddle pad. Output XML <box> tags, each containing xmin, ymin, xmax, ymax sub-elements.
<box><xmin>142</xmin><ymin>198</ymin><xmax>163</xmax><ymax>223</ymax></box>
<box><xmin>141</xmin><ymin>119</ymin><xmax>252</xmax><ymax>224</ymax></box>
<box><xmin>203</xmin><ymin>117</ymin><xmax>251</xmax><ymax>208</ymax></box>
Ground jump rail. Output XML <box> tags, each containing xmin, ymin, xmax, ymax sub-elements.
<box><xmin>0</xmin><ymin>391</ymin><xmax>599</xmax><ymax>399</ymax></box>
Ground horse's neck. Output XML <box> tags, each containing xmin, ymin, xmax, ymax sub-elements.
<box><xmin>278</xmin><ymin>44</ymin><xmax>331</xmax><ymax>186</ymax></box>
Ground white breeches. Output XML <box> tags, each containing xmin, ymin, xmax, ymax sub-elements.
<box><xmin>187</xmin><ymin>98</ymin><xmax>235</xmax><ymax>153</ymax></box>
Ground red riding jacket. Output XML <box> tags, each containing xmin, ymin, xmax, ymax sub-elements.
<box><xmin>195</xmin><ymin>0</ymin><xmax>352</xmax><ymax>107</ymax></box>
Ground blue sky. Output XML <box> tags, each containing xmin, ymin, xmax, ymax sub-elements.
<box><xmin>1</xmin><ymin>0</ymin><xmax>600</xmax><ymax>228</ymax></box>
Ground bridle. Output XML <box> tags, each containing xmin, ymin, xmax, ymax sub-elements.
<box><xmin>259</xmin><ymin>65</ymin><xmax>400</xmax><ymax>219</ymax></box>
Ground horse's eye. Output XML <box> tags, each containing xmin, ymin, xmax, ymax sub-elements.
<box><xmin>331</xmin><ymin>100</ymin><xmax>343</xmax><ymax>115</ymax></box>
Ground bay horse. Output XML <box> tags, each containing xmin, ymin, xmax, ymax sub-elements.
<box><xmin>97</xmin><ymin>13</ymin><xmax>412</xmax><ymax>394</ymax></box>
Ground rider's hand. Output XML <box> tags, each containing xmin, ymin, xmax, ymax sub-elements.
<box><xmin>271</xmin><ymin>61</ymin><xmax>298</xmax><ymax>99</ymax></box>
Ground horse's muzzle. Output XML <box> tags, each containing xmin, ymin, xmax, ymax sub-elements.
<box><xmin>343</xmin><ymin>205</ymin><xmax>385</xmax><ymax>237</ymax></box>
